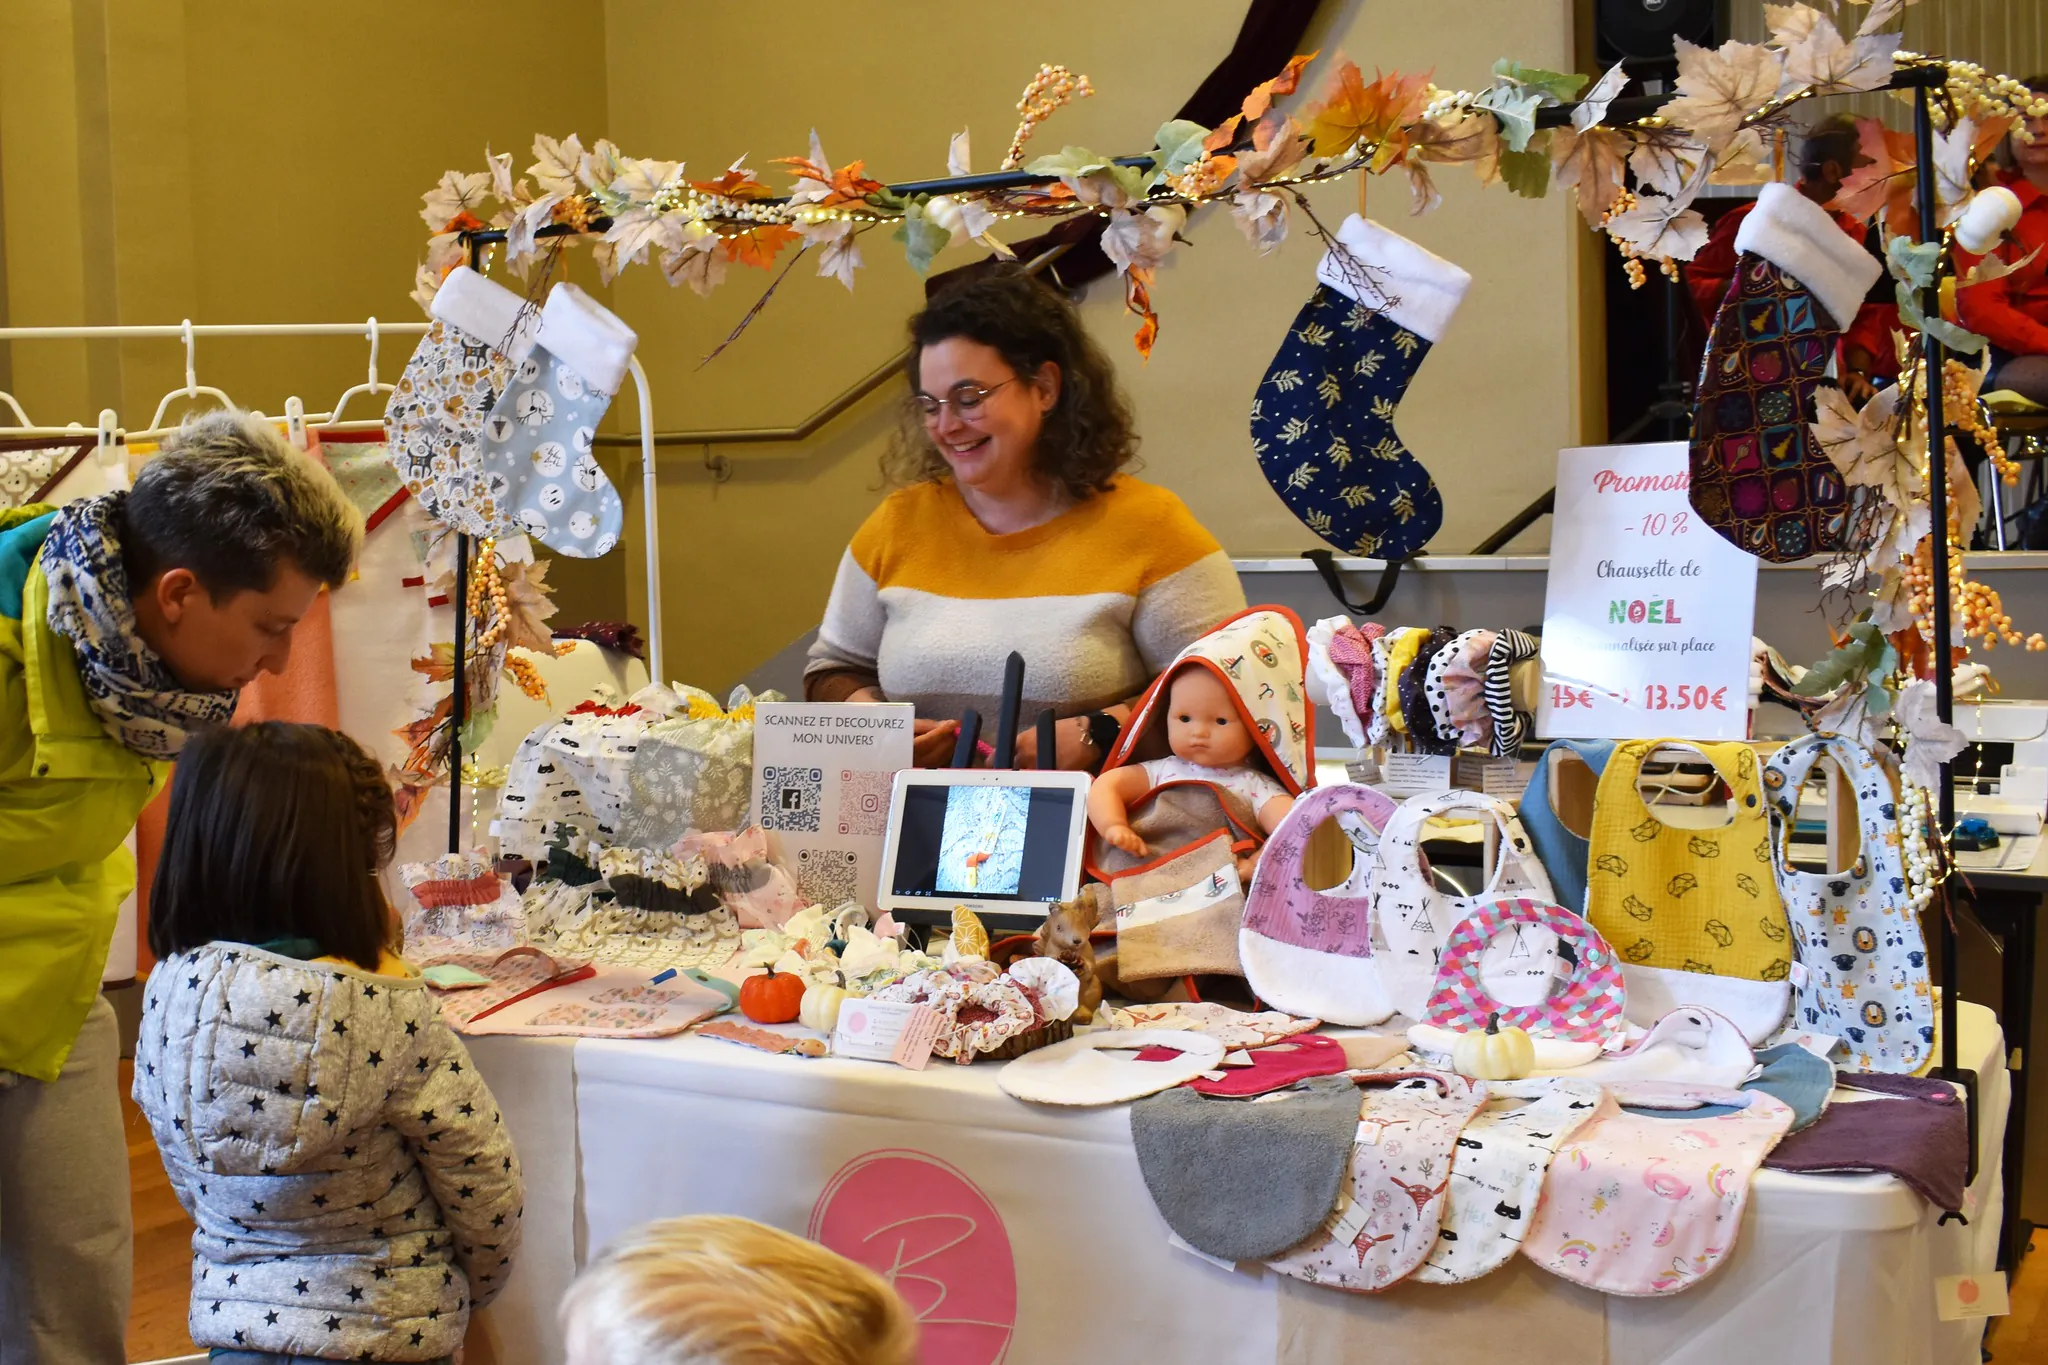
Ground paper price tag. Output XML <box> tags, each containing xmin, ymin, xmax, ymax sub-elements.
<box><xmin>1167</xmin><ymin>1232</ymin><xmax>1249</xmax><ymax>1275</ymax></box>
<box><xmin>1321</xmin><ymin>1185</ymin><xmax>1371</xmax><ymax>1246</ymax></box>
<box><xmin>1378</xmin><ymin>752</ymin><xmax>1454</xmax><ymax>797</ymax></box>
<box><xmin>832</xmin><ymin>998</ymin><xmax>939</xmax><ymax>1070</ymax></box>
<box><xmin>1935</xmin><ymin>1272</ymin><xmax>2009</xmax><ymax>1321</ymax></box>
<box><xmin>1789</xmin><ymin>960</ymin><xmax>1811</xmax><ymax>989</ymax></box>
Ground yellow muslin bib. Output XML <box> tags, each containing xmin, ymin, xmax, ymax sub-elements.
<box><xmin>1585</xmin><ymin>741</ymin><xmax>1794</xmax><ymax>1042</ymax></box>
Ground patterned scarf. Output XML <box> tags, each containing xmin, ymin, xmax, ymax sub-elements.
<box><xmin>40</xmin><ymin>492</ymin><xmax>236</xmax><ymax>759</ymax></box>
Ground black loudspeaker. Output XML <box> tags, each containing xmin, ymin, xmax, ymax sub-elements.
<box><xmin>1595</xmin><ymin>0</ymin><xmax>1718</xmax><ymax>86</ymax></box>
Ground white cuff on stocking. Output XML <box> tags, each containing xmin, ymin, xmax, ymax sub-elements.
<box><xmin>1314</xmin><ymin>214</ymin><xmax>1472</xmax><ymax>343</ymax></box>
<box><xmin>429</xmin><ymin>266</ymin><xmax>538</xmax><ymax>361</ymax></box>
<box><xmin>536</xmin><ymin>284</ymin><xmax>638</xmax><ymax>396</ymax></box>
<box><xmin>1733</xmin><ymin>182</ymin><xmax>1882</xmax><ymax>330</ymax></box>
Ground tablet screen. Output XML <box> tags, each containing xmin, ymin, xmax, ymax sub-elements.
<box><xmin>889</xmin><ymin>782</ymin><xmax>1077</xmax><ymax>903</ymax></box>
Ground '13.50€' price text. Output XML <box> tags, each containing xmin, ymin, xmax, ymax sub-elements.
<box><xmin>1551</xmin><ymin>683</ymin><xmax>1729</xmax><ymax>712</ymax></box>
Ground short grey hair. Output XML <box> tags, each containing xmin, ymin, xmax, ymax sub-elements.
<box><xmin>120</xmin><ymin>409</ymin><xmax>363</xmax><ymax>594</ymax></box>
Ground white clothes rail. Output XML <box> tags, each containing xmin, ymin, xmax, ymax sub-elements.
<box><xmin>0</xmin><ymin>320</ymin><xmax>665</xmax><ymax>681</ymax></box>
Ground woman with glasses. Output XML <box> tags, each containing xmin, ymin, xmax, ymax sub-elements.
<box><xmin>805</xmin><ymin>266</ymin><xmax>1244</xmax><ymax>769</ymax></box>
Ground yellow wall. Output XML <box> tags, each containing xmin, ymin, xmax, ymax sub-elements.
<box><xmin>3</xmin><ymin>0</ymin><xmax>1586</xmax><ymax>692</ymax></box>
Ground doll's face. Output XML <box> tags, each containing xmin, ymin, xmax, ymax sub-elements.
<box><xmin>1166</xmin><ymin>667</ymin><xmax>1254</xmax><ymax>769</ymax></box>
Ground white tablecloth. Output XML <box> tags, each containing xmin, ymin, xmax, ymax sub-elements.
<box><xmin>469</xmin><ymin>1004</ymin><xmax>2008</xmax><ymax>1365</ymax></box>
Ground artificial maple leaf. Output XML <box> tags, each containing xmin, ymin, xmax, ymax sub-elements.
<box><xmin>605</xmin><ymin>205</ymin><xmax>684</xmax><ymax>272</ymax></box>
<box><xmin>1235</xmin><ymin>113</ymin><xmax>1311</xmax><ymax>184</ymax></box>
<box><xmin>577</xmin><ymin>138</ymin><xmax>625</xmax><ymax>194</ymax></box>
<box><xmin>775</xmin><ymin>130</ymin><xmax>885</xmax><ymax>208</ymax></box>
<box><xmin>1125</xmin><ymin>268</ymin><xmax>1159</xmax><ymax>359</ymax></box>
<box><xmin>411</xmin><ymin>641</ymin><xmax>456</xmax><ymax>684</ymax></box>
<box><xmin>1232</xmin><ymin>189</ymin><xmax>1289</xmax><ymax>253</ymax></box>
<box><xmin>1709</xmin><ymin>129</ymin><xmax>1770</xmax><ymax>186</ymax></box>
<box><xmin>1661</xmin><ymin>38</ymin><xmax>1783</xmax><ymax>151</ymax></box>
<box><xmin>1831</xmin><ymin>117</ymin><xmax>1915</xmax><ymax>227</ymax></box>
<box><xmin>1408</xmin><ymin>111</ymin><xmax>1501</xmax><ymax>182</ymax></box>
<box><xmin>661</xmin><ymin>229</ymin><xmax>728</xmax><ymax>296</ymax></box>
<box><xmin>722</xmin><ymin>223</ymin><xmax>800</xmax><ymax>270</ymax></box>
<box><xmin>1204</xmin><ymin>116</ymin><xmax>1243</xmax><ymax>155</ymax></box>
<box><xmin>610</xmin><ymin>157</ymin><xmax>684</xmax><ymax>202</ymax></box>
<box><xmin>1629</xmin><ymin>127</ymin><xmax>1706</xmax><ymax>196</ymax></box>
<box><xmin>948</xmin><ymin>129</ymin><xmax>972</xmax><ymax>177</ymax></box>
<box><xmin>803</xmin><ymin>218</ymin><xmax>863</xmax><ymax>290</ymax></box>
<box><xmin>690</xmin><ymin>158</ymin><xmax>775</xmax><ymax>201</ymax></box>
<box><xmin>390</xmin><ymin>775</ymin><xmax>439</xmax><ymax>837</ymax></box>
<box><xmin>1573</xmin><ymin>61</ymin><xmax>1630</xmax><ymax>132</ymax></box>
<box><xmin>1550</xmin><ymin>124</ymin><xmax>1629</xmax><ymax>228</ymax></box>
<box><xmin>506</xmin><ymin>193</ymin><xmax>567</xmax><ymax>265</ymax></box>
<box><xmin>1775</xmin><ymin>10</ymin><xmax>1899</xmax><ymax>95</ymax></box>
<box><xmin>1857</xmin><ymin>0</ymin><xmax>1918</xmax><ymax>37</ymax></box>
<box><xmin>421</xmin><ymin>170</ymin><xmax>492</xmax><ymax>231</ymax></box>
<box><xmin>529</xmin><ymin>133</ymin><xmax>585</xmax><ymax>197</ymax></box>
<box><xmin>1607</xmin><ymin>189</ymin><xmax>1710</xmax><ymax>263</ymax></box>
<box><xmin>1243</xmin><ymin>52</ymin><xmax>1319</xmax><ymax>123</ymax></box>
<box><xmin>1305</xmin><ymin>60</ymin><xmax>1432</xmax><ymax>164</ymax></box>
<box><xmin>1894</xmin><ymin>679</ymin><xmax>1967</xmax><ymax>789</ymax></box>
<box><xmin>499</xmin><ymin>558</ymin><xmax>558</xmax><ymax>656</ymax></box>
<box><xmin>1871</xmin><ymin>568</ymin><xmax>1916</xmax><ymax>635</ymax></box>
<box><xmin>1405</xmin><ymin>161</ymin><xmax>1441</xmax><ymax>215</ymax></box>
<box><xmin>1811</xmin><ymin>384</ymin><xmax>1919</xmax><ymax>506</ymax></box>
<box><xmin>485</xmin><ymin>149</ymin><xmax>518</xmax><ymax>205</ymax></box>
<box><xmin>1101</xmin><ymin>205</ymin><xmax>1186</xmax><ymax>276</ymax></box>
<box><xmin>397</xmin><ymin>695</ymin><xmax>454</xmax><ymax>773</ymax></box>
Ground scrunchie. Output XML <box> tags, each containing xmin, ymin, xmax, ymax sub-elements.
<box><xmin>1485</xmin><ymin>628</ymin><xmax>1542</xmax><ymax>757</ymax></box>
<box><xmin>1319</xmin><ymin>620</ymin><xmax>1386</xmax><ymax>748</ymax></box>
<box><xmin>1399</xmin><ymin>627</ymin><xmax>1460</xmax><ymax>756</ymax></box>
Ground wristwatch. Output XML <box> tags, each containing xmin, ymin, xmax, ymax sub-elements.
<box><xmin>1079</xmin><ymin>711</ymin><xmax>1122</xmax><ymax>771</ymax></box>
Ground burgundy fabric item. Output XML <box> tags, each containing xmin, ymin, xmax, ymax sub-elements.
<box><xmin>1189</xmin><ymin>1034</ymin><xmax>1349</xmax><ymax>1096</ymax></box>
<box><xmin>929</xmin><ymin>0</ymin><xmax>1324</xmax><ymax>294</ymax></box>
<box><xmin>1134</xmin><ymin>1045</ymin><xmax>1192</xmax><ymax>1063</ymax></box>
<box><xmin>1762</xmin><ymin>1073</ymin><xmax>1968</xmax><ymax>1212</ymax></box>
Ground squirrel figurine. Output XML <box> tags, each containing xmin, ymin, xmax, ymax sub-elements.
<box><xmin>1036</xmin><ymin>883</ymin><xmax>1106</xmax><ymax>1023</ymax></box>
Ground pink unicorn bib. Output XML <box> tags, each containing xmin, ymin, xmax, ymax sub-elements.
<box><xmin>1523</xmin><ymin>1082</ymin><xmax>1794</xmax><ymax>1296</ymax></box>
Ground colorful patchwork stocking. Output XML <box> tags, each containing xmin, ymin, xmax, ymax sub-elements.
<box><xmin>1689</xmin><ymin>182</ymin><xmax>1883</xmax><ymax>562</ymax></box>
<box><xmin>477</xmin><ymin>283</ymin><xmax>635</xmax><ymax>558</ymax></box>
<box><xmin>383</xmin><ymin>266</ymin><xmax>537</xmax><ymax>537</ymax></box>
<box><xmin>1250</xmin><ymin>215</ymin><xmax>1470</xmax><ymax>562</ymax></box>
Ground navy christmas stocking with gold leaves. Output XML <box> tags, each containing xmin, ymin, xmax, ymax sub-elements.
<box><xmin>1689</xmin><ymin>182</ymin><xmax>1882</xmax><ymax>562</ymax></box>
<box><xmin>1250</xmin><ymin>215</ymin><xmax>1470</xmax><ymax>562</ymax></box>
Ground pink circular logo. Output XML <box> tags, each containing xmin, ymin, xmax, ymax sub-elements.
<box><xmin>809</xmin><ymin>1149</ymin><xmax>1017</xmax><ymax>1364</ymax></box>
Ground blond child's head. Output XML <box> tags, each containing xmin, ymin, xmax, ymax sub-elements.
<box><xmin>561</xmin><ymin>1215</ymin><xmax>920</xmax><ymax>1365</ymax></box>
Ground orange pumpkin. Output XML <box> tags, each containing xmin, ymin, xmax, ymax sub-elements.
<box><xmin>739</xmin><ymin>966</ymin><xmax>806</xmax><ymax>1024</ymax></box>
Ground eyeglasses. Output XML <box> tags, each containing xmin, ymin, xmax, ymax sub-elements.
<box><xmin>910</xmin><ymin>378</ymin><xmax>1017</xmax><ymax>423</ymax></box>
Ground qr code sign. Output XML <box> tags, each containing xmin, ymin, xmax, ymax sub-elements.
<box><xmin>760</xmin><ymin>766</ymin><xmax>823</xmax><ymax>833</ymax></box>
<box><xmin>838</xmin><ymin>769</ymin><xmax>894</xmax><ymax>836</ymax></box>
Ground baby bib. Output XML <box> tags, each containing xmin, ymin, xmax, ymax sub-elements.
<box><xmin>1585</xmin><ymin>741</ymin><xmax>1793</xmax><ymax>1044</ymax></box>
<box><xmin>1422</xmin><ymin>894</ymin><xmax>1626</xmax><ymax>1043</ymax></box>
<box><xmin>1762</xmin><ymin>734</ymin><xmax>1932</xmax><ymax>1073</ymax></box>
<box><xmin>1411</xmin><ymin>1077</ymin><xmax>1606</xmax><ymax>1284</ymax></box>
<box><xmin>1523</xmin><ymin>1082</ymin><xmax>1794</xmax><ymax>1296</ymax></box>
<box><xmin>1368</xmin><ymin>792</ymin><xmax>1553</xmax><ymax>1020</ymax></box>
<box><xmin>1242</xmin><ymin>784</ymin><xmax>1401</xmax><ymax>1026</ymax></box>
<box><xmin>1264</xmin><ymin>1071</ymin><xmax>1489</xmax><ymax>1292</ymax></box>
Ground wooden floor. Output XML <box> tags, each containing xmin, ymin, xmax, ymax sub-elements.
<box><xmin>119</xmin><ymin>1058</ymin><xmax>2048</xmax><ymax>1362</ymax></box>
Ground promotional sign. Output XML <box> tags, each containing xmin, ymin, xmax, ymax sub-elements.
<box><xmin>751</xmin><ymin>701</ymin><xmax>915</xmax><ymax>909</ymax></box>
<box><xmin>1537</xmin><ymin>442</ymin><xmax>1757</xmax><ymax>741</ymax></box>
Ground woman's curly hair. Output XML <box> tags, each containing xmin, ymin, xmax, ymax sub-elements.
<box><xmin>884</xmin><ymin>266</ymin><xmax>1139</xmax><ymax>503</ymax></box>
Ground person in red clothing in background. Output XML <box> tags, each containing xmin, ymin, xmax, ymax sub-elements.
<box><xmin>1957</xmin><ymin>77</ymin><xmax>2048</xmax><ymax>406</ymax></box>
<box><xmin>1686</xmin><ymin>114</ymin><xmax>1897</xmax><ymax>400</ymax></box>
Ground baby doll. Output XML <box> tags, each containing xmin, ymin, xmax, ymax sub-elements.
<box><xmin>1088</xmin><ymin>664</ymin><xmax>1296</xmax><ymax>860</ymax></box>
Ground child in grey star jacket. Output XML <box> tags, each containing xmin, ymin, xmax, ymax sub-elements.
<box><xmin>135</xmin><ymin>722</ymin><xmax>523</xmax><ymax>1362</ymax></box>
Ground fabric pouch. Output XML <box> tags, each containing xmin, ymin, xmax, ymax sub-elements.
<box><xmin>1131</xmin><ymin>1074</ymin><xmax>1365</xmax><ymax>1262</ymax></box>
<box><xmin>1108</xmin><ymin>831</ymin><xmax>1246</xmax><ymax>981</ymax></box>
<box><xmin>398</xmin><ymin>848</ymin><xmax>523</xmax><ymax>952</ymax></box>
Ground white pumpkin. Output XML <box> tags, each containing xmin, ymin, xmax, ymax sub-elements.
<box><xmin>1451</xmin><ymin>1012</ymin><xmax>1535</xmax><ymax>1081</ymax></box>
<box><xmin>800</xmin><ymin>977</ymin><xmax>851</xmax><ymax>1034</ymax></box>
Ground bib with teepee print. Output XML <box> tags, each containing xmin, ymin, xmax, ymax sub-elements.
<box><xmin>1585</xmin><ymin>741</ymin><xmax>1793</xmax><ymax>1044</ymax></box>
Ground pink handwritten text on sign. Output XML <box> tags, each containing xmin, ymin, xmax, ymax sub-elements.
<box><xmin>809</xmin><ymin>1149</ymin><xmax>1017</xmax><ymax>1365</ymax></box>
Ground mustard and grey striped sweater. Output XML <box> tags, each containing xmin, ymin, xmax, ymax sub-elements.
<box><xmin>806</xmin><ymin>477</ymin><xmax>1245</xmax><ymax>721</ymax></box>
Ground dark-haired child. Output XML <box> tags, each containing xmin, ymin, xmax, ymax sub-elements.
<box><xmin>134</xmin><ymin>721</ymin><xmax>522</xmax><ymax>1362</ymax></box>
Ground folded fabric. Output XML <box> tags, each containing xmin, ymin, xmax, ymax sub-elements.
<box><xmin>1190</xmin><ymin>1035</ymin><xmax>1349</xmax><ymax>1097</ymax></box>
<box><xmin>1132</xmin><ymin>1074</ymin><xmax>1365</xmax><ymax>1262</ymax></box>
<box><xmin>1524</xmin><ymin>1082</ymin><xmax>1795</xmax><ymax>1296</ymax></box>
<box><xmin>997</xmin><ymin>1029</ymin><xmax>1225</xmax><ymax>1106</ymax></box>
<box><xmin>1411</xmin><ymin>1077</ymin><xmax>1606</xmax><ymax>1284</ymax></box>
<box><xmin>1530</xmin><ymin>1005</ymin><xmax>1755</xmax><ymax>1089</ymax></box>
<box><xmin>1763</xmin><ymin>1072</ymin><xmax>1968</xmax><ymax>1210</ymax></box>
<box><xmin>1108</xmin><ymin>1002</ymin><xmax>1321</xmax><ymax>1050</ymax></box>
<box><xmin>1264</xmin><ymin>1071</ymin><xmax>1489</xmax><ymax>1292</ymax></box>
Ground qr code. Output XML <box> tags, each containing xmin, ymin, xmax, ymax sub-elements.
<box><xmin>760</xmin><ymin>766</ymin><xmax>823</xmax><ymax>833</ymax></box>
<box><xmin>796</xmin><ymin>846</ymin><xmax>861</xmax><ymax>908</ymax></box>
<box><xmin>837</xmin><ymin>769</ymin><xmax>894</xmax><ymax>836</ymax></box>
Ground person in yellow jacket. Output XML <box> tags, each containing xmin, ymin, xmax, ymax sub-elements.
<box><xmin>0</xmin><ymin>409</ymin><xmax>359</xmax><ymax>1364</ymax></box>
